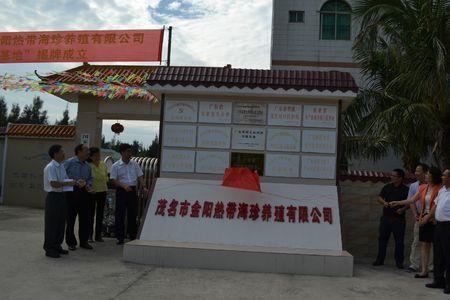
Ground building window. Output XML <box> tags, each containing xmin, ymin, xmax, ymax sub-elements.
<box><xmin>289</xmin><ymin>11</ymin><xmax>305</xmax><ymax>23</ymax></box>
<box><xmin>320</xmin><ymin>0</ymin><xmax>351</xmax><ymax>40</ymax></box>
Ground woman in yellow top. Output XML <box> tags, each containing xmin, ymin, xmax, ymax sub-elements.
<box><xmin>87</xmin><ymin>147</ymin><xmax>109</xmax><ymax>242</ymax></box>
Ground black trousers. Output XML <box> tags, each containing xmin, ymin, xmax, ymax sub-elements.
<box><xmin>65</xmin><ymin>188</ymin><xmax>90</xmax><ymax>246</ymax></box>
<box><xmin>375</xmin><ymin>216</ymin><xmax>406</xmax><ymax>265</ymax></box>
<box><xmin>43</xmin><ymin>192</ymin><xmax>67</xmax><ymax>253</ymax></box>
<box><xmin>433</xmin><ymin>221</ymin><xmax>450</xmax><ymax>286</ymax></box>
<box><xmin>115</xmin><ymin>187</ymin><xmax>138</xmax><ymax>242</ymax></box>
<box><xmin>88</xmin><ymin>192</ymin><xmax>106</xmax><ymax>240</ymax></box>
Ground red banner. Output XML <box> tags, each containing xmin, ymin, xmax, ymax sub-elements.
<box><xmin>0</xmin><ymin>29</ymin><xmax>164</xmax><ymax>63</ymax></box>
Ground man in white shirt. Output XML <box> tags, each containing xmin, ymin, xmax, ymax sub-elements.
<box><xmin>425</xmin><ymin>168</ymin><xmax>450</xmax><ymax>293</ymax></box>
<box><xmin>406</xmin><ymin>163</ymin><xmax>429</xmax><ymax>272</ymax></box>
<box><xmin>110</xmin><ymin>143</ymin><xmax>148</xmax><ymax>245</ymax></box>
<box><xmin>43</xmin><ymin>145</ymin><xmax>76</xmax><ymax>258</ymax></box>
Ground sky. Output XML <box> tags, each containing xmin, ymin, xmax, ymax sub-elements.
<box><xmin>0</xmin><ymin>0</ymin><xmax>272</xmax><ymax>146</ymax></box>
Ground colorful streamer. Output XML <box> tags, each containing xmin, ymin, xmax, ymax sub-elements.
<box><xmin>0</xmin><ymin>70</ymin><xmax>157</xmax><ymax>102</ymax></box>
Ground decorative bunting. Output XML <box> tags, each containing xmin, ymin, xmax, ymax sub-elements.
<box><xmin>0</xmin><ymin>70</ymin><xmax>157</xmax><ymax>102</ymax></box>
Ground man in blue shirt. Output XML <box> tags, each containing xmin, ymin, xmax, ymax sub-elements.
<box><xmin>64</xmin><ymin>144</ymin><xmax>93</xmax><ymax>250</ymax></box>
<box><xmin>406</xmin><ymin>163</ymin><xmax>429</xmax><ymax>272</ymax></box>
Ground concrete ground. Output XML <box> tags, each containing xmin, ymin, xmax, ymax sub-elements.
<box><xmin>0</xmin><ymin>206</ymin><xmax>448</xmax><ymax>300</ymax></box>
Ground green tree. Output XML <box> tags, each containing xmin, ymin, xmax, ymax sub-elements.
<box><xmin>17</xmin><ymin>96</ymin><xmax>48</xmax><ymax>124</ymax></box>
<box><xmin>55</xmin><ymin>108</ymin><xmax>70</xmax><ymax>125</ymax></box>
<box><xmin>0</xmin><ymin>96</ymin><xmax>7</xmax><ymax>126</ymax></box>
<box><xmin>7</xmin><ymin>103</ymin><xmax>21</xmax><ymax>124</ymax></box>
<box><xmin>345</xmin><ymin>0</ymin><xmax>450</xmax><ymax>170</ymax></box>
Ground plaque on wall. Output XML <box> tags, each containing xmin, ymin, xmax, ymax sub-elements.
<box><xmin>232</xmin><ymin>127</ymin><xmax>266</xmax><ymax>151</ymax></box>
<box><xmin>230</xmin><ymin>152</ymin><xmax>265</xmax><ymax>176</ymax></box>
<box><xmin>195</xmin><ymin>151</ymin><xmax>230</xmax><ymax>174</ymax></box>
<box><xmin>164</xmin><ymin>100</ymin><xmax>198</xmax><ymax>123</ymax></box>
<box><xmin>303</xmin><ymin>105</ymin><xmax>337</xmax><ymax>128</ymax></box>
<box><xmin>161</xmin><ymin>149</ymin><xmax>196</xmax><ymax>173</ymax></box>
<box><xmin>233</xmin><ymin>103</ymin><xmax>267</xmax><ymax>125</ymax></box>
<box><xmin>302</xmin><ymin>130</ymin><xmax>337</xmax><ymax>154</ymax></box>
<box><xmin>197</xmin><ymin>126</ymin><xmax>231</xmax><ymax>149</ymax></box>
<box><xmin>265</xmin><ymin>154</ymin><xmax>300</xmax><ymax>178</ymax></box>
<box><xmin>198</xmin><ymin>102</ymin><xmax>232</xmax><ymax>124</ymax></box>
<box><xmin>163</xmin><ymin>124</ymin><xmax>197</xmax><ymax>148</ymax></box>
<box><xmin>267</xmin><ymin>104</ymin><xmax>302</xmax><ymax>126</ymax></box>
<box><xmin>266</xmin><ymin>128</ymin><xmax>301</xmax><ymax>152</ymax></box>
<box><xmin>301</xmin><ymin>155</ymin><xmax>336</xmax><ymax>179</ymax></box>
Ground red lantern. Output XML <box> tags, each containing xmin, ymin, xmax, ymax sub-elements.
<box><xmin>111</xmin><ymin>122</ymin><xmax>124</xmax><ymax>134</ymax></box>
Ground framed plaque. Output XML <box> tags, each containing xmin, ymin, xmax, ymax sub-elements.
<box><xmin>303</xmin><ymin>105</ymin><xmax>337</xmax><ymax>128</ymax></box>
<box><xmin>163</xmin><ymin>124</ymin><xmax>197</xmax><ymax>148</ymax></box>
<box><xmin>302</xmin><ymin>130</ymin><xmax>336</xmax><ymax>154</ymax></box>
<box><xmin>195</xmin><ymin>151</ymin><xmax>230</xmax><ymax>174</ymax></box>
<box><xmin>266</xmin><ymin>128</ymin><xmax>301</xmax><ymax>152</ymax></box>
<box><xmin>301</xmin><ymin>155</ymin><xmax>336</xmax><ymax>179</ymax></box>
<box><xmin>197</xmin><ymin>126</ymin><xmax>231</xmax><ymax>149</ymax></box>
<box><xmin>233</xmin><ymin>103</ymin><xmax>267</xmax><ymax>125</ymax></box>
<box><xmin>198</xmin><ymin>102</ymin><xmax>232</xmax><ymax>123</ymax></box>
<box><xmin>161</xmin><ymin>149</ymin><xmax>196</xmax><ymax>173</ymax></box>
<box><xmin>265</xmin><ymin>154</ymin><xmax>300</xmax><ymax>178</ymax></box>
<box><xmin>164</xmin><ymin>100</ymin><xmax>198</xmax><ymax>123</ymax></box>
<box><xmin>268</xmin><ymin>104</ymin><xmax>302</xmax><ymax>126</ymax></box>
<box><xmin>232</xmin><ymin>127</ymin><xmax>266</xmax><ymax>151</ymax></box>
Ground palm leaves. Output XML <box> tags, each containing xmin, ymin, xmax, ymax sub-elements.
<box><xmin>345</xmin><ymin>0</ymin><xmax>450</xmax><ymax>170</ymax></box>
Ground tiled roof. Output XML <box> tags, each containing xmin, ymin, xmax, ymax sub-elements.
<box><xmin>42</xmin><ymin>64</ymin><xmax>157</xmax><ymax>85</ymax></box>
<box><xmin>147</xmin><ymin>66</ymin><xmax>359</xmax><ymax>93</ymax></box>
<box><xmin>6</xmin><ymin>124</ymin><xmax>76</xmax><ymax>138</ymax></box>
<box><xmin>340</xmin><ymin>170</ymin><xmax>416</xmax><ymax>184</ymax></box>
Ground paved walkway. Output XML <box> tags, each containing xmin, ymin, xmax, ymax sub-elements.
<box><xmin>0</xmin><ymin>205</ymin><xmax>447</xmax><ymax>300</ymax></box>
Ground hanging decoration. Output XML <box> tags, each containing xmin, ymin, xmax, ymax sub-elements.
<box><xmin>111</xmin><ymin>122</ymin><xmax>124</xmax><ymax>134</ymax></box>
<box><xmin>0</xmin><ymin>69</ymin><xmax>157</xmax><ymax>102</ymax></box>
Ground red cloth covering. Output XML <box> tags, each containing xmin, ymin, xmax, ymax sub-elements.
<box><xmin>222</xmin><ymin>167</ymin><xmax>261</xmax><ymax>192</ymax></box>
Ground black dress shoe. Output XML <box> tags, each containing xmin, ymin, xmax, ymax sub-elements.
<box><xmin>406</xmin><ymin>267</ymin><xmax>418</xmax><ymax>273</ymax></box>
<box><xmin>425</xmin><ymin>281</ymin><xmax>445</xmax><ymax>289</ymax></box>
<box><xmin>68</xmin><ymin>245</ymin><xmax>76</xmax><ymax>251</ymax></box>
<box><xmin>396</xmin><ymin>264</ymin><xmax>404</xmax><ymax>269</ymax></box>
<box><xmin>95</xmin><ymin>237</ymin><xmax>104</xmax><ymax>242</ymax></box>
<box><xmin>57</xmin><ymin>249</ymin><xmax>69</xmax><ymax>255</ymax></box>
<box><xmin>414</xmin><ymin>273</ymin><xmax>428</xmax><ymax>278</ymax></box>
<box><xmin>116</xmin><ymin>240</ymin><xmax>124</xmax><ymax>245</ymax></box>
<box><xmin>80</xmin><ymin>243</ymin><xmax>93</xmax><ymax>250</ymax></box>
<box><xmin>45</xmin><ymin>251</ymin><xmax>61</xmax><ymax>258</ymax></box>
<box><xmin>372</xmin><ymin>261</ymin><xmax>383</xmax><ymax>266</ymax></box>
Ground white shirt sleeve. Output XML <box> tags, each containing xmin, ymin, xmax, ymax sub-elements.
<box><xmin>135</xmin><ymin>161</ymin><xmax>144</xmax><ymax>177</ymax></box>
<box><xmin>45</xmin><ymin>164</ymin><xmax>59</xmax><ymax>182</ymax></box>
<box><xmin>110</xmin><ymin>163</ymin><xmax>118</xmax><ymax>180</ymax></box>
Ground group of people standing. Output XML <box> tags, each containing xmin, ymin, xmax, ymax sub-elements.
<box><xmin>373</xmin><ymin>164</ymin><xmax>450</xmax><ymax>294</ymax></box>
<box><xmin>42</xmin><ymin>143</ymin><xmax>148</xmax><ymax>258</ymax></box>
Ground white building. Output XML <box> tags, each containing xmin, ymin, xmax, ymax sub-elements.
<box><xmin>271</xmin><ymin>0</ymin><xmax>361</xmax><ymax>85</ymax></box>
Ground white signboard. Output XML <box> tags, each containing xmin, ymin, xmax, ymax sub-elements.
<box><xmin>164</xmin><ymin>100</ymin><xmax>198</xmax><ymax>123</ymax></box>
<box><xmin>233</xmin><ymin>103</ymin><xmax>267</xmax><ymax>125</ymax></box>
<box><xmin>163</xmin><ymin>124</ymin><xmax>197</xmax><ymax>148</ymax></box>
<box><xmin>195</xmin><ymin>151</ymin><xmax>230</xmax><ymax>174</ymax></box>
<box><xmin>161</xmin><ymin>149</ymin><xmax>196</xmax><ymax>173</ymax></box>
<box><xmin>266</xmin><ymin>128</ymin><xmax>301</xmax><ymax>152</ymax></box>
<box><xmin>301</xmin><ymin>155</ymin><xmax>336</xmax><ymax>179</ymax></box>
<box><xmin>198</xmin><ymin>102</ymin><xmax>232</xmax><ymax>124</ymax></box>
<box><xmin>232</xmin><ymin>127</ymin><xmax>266</xmax><ymax>151</ymax></box>
<box><xmin>141</xmin><ymin>178</ymin><xmax>342</xmax><ymax>251</ymax></box>
<box><xmin>303</xmin><ymin>105</ymin><xmax>337</xmax><ymax>128</ymax></box>
<box><xmin>268</xmin><ymin>104</ymin><xmax>302</xmax><ymax>126</ymax></box>
<box><xmin>81</xmin><ymin>133</ymin><xmax>90</xmax><ymax>146</ymax></box>
<box><xmin>265</xmin><ymin>154</ymin><xmax>300</xmax><ymax>178</ymax></box>
<box><xmin>197</xmin><ymin>126</ymin><xmax>231</xmax><ymax>149</ymax></box>
<box><xmin>302</xmin><ymin>130</ymin><xmax>337</xmax><ymax>154</ymax></box>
